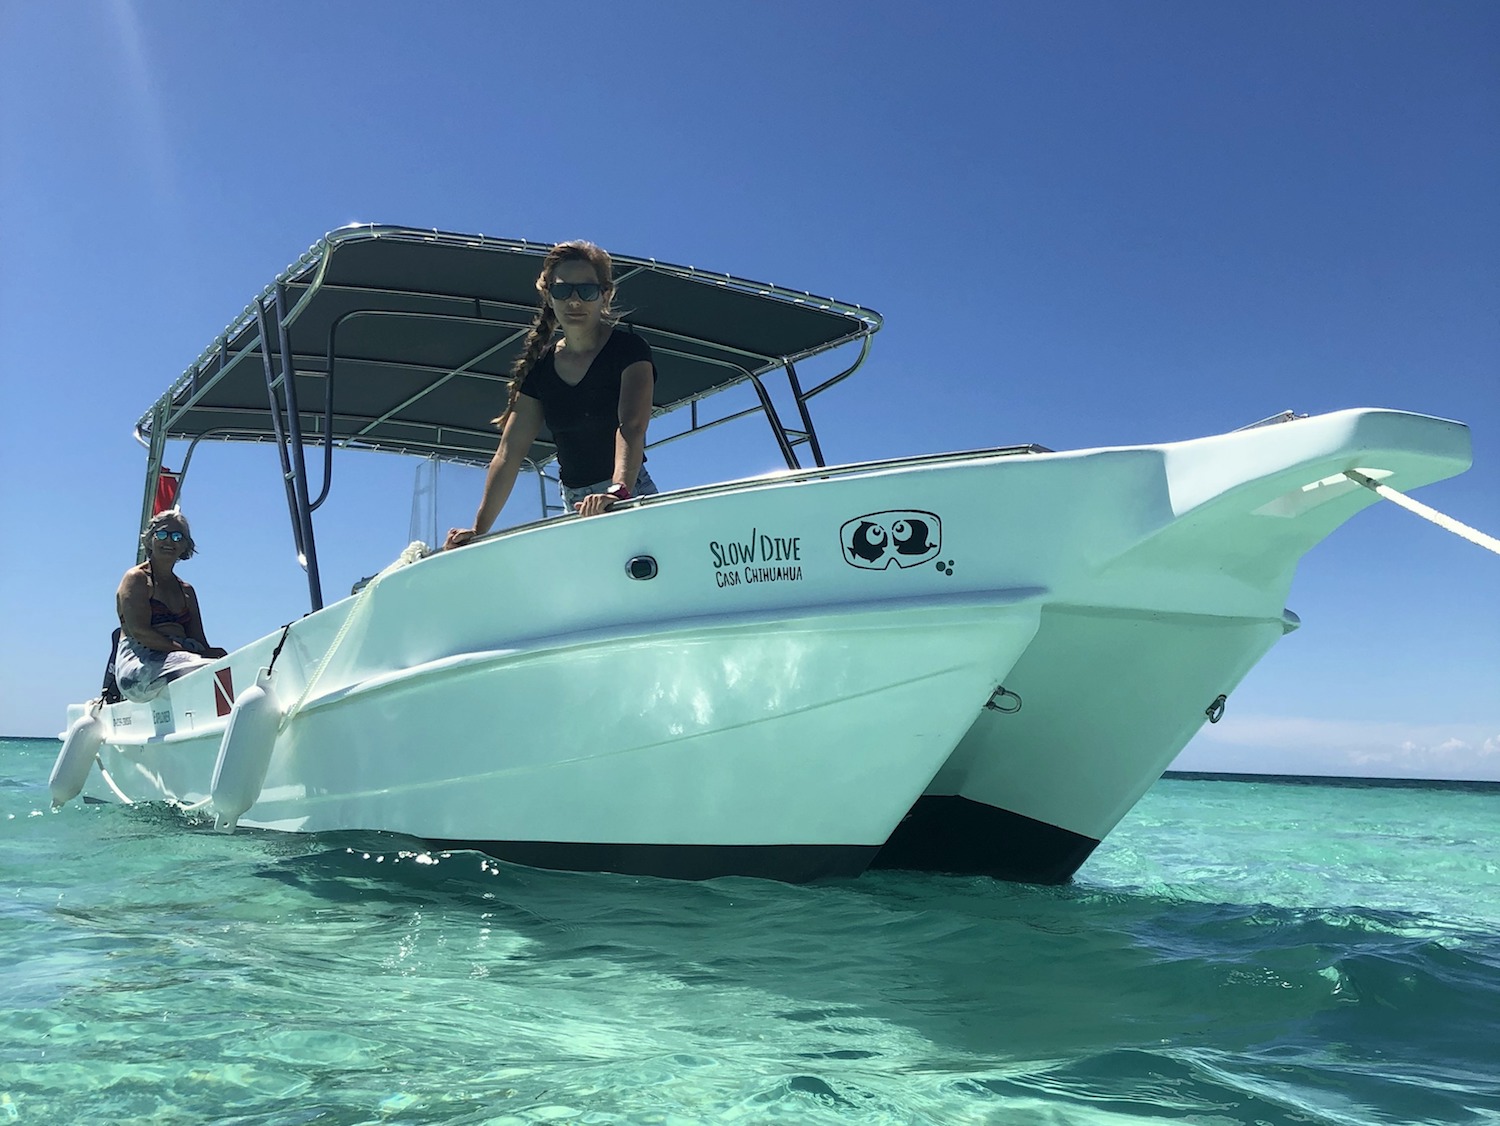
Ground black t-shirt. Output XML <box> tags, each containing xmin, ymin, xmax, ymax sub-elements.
<box><xmin>519</xmin><ymin>328</ymin><xmax>656</xmax><ymax>487</ymax></box>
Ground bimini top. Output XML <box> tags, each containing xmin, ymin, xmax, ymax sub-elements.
<box><xmin>136</xmin><ymin>224</ymin><xmax>883</xmax><ymax>468</ymax></box>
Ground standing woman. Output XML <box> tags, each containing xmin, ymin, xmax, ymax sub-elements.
<box><xmin>114</xmin><ymin>510</ymin><xmax>228</xmax><ymax>702</ymax></box>
<box><xmin>444</xmin><ymin>240</ymin><xmax>658</xmax><ymax>548</ymax></box>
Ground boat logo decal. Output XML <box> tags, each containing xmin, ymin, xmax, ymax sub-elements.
<box><xmin>840</xmin><ymin>510</ymin><xmax>944</xmax><ymax>570</ymax></box>
<box><xmin>214</xmin><ymin>669</ymin><xmax>235</xmax><ymax>717</ymax></box>
<box><xmin>708</xmin><ymin>527</ymin><xmax>804</xmax><ymax>589</ymax></box>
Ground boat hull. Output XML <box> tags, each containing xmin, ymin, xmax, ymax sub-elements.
<box><xmin>70</xmin><ymin>408</ymin><xmax>1472</xmax><ymax>884</ymax></box>
<box><xmin>874</xmin><ymin>408</ymin><xmax>1473</xmax><ymax>882</ymax></box>
<box><xmin>874</xmin><ymin>605</ymin><xmax>1287</xmax><ymax>881</ymax></box>
<box><xmin>82</xmin><ymin>457</ymin><xmax>1053</xmax><ymax>880</ymax></box>
<box><xmin>89</xmin><ymin>604</ymin><xmax>1040</xmax><ymax>880</ymax></box>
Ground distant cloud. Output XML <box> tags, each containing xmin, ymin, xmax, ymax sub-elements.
<box><xmin>1174</xmin><ymin>714</ymin><xmax>1500</xmax><ymax>781</ymax></box>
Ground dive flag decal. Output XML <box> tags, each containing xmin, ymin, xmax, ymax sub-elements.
<box><xmin>214</xmin><ymin>669</ymin><xmax>235</xmax><ymax>717</ymax></box>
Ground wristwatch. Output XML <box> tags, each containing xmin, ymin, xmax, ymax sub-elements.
<box><xmin>604</xmin><ymin>482</ymin><xmax>632</xmax><ymax>501</ymax></box>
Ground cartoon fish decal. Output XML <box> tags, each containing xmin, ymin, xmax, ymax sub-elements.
<box><xmin>839</xmin><ymin>510</ymin><xmax>942</xmax><ymax>569</ymax></box>
<box><xmin>848</xmin><ymin>521</ymin><xmax>888</xmax><ymax>563</ymax></box>
<box><xmin>892</xmin><ymin>518</ymin><xmax>934</xmax><ymax>556</ymax></box>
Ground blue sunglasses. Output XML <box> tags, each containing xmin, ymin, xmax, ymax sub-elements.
<box><xmin>152</xmin><ymin>529</ymin><xmax>186</xmax><ymax>542</ymax></box>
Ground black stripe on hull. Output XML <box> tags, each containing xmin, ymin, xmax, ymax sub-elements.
<box><xmin>871</xmin><ymin>795</ymin><xmax>1100</xmax><ymax>885</ymax></box>
<box><xmin>436</xmin><ymin>839</ymin><xmax>879</xmax><ymax>883</ymax></box>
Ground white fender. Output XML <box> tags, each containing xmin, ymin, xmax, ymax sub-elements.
<box><xmin>210</xmin><ymin>668</ymin><xmax>282</xmax><ymax>833</ymax></box>
<box><xmin>50</xmin><ymin>703</ymin><xmax>105</xmax><ymax>808</ymax></box>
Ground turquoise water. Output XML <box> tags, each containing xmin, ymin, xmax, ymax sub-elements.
<box><xmin>3</xmin><ymin>737</ymin><xmax>1497</xmax><ymax>1125</ymax></box>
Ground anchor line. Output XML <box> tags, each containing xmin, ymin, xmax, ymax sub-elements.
<box><xmin>1345</xmin><ymin>470</ymin><xmax>1500</xmax><ymax>556</ymax></box>
<box><xmin>96</xmin><ymin>759</ymin><xmax>134</xmax><ymax>804</ymax></box>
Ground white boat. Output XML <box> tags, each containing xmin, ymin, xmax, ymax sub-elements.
<box><xmin>57</xmin><ymin>225</ymin><xmax>1472</xmax><ymax>883</ymax></box>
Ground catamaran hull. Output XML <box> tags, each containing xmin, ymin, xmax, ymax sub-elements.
<box><xmin>88</xmin><ymin>604</ymin><xmax>1037</xmax><ymax>881</ymax></box>
<box><xmin>875</xmin><ymin>408</ymin><xmax>1473</xmax><ymax>883</ymax></box>
<box><xmin>79</xmin><ymin>455</ymin><xmax>1059</xmax><ymax>880</ymax></box>
<box><xmin>873</xmin><ymin>606</ymin><xmax>1289</xmax><ymax>881</ymax></box>
<box><xmin>70</xmin><ymin>409</ymin><xmax>1472</xmax><ymax>884</ymax></box>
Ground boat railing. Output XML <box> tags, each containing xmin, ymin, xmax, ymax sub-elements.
<box><xmin>465</xmin><ymin>443</ymin><xmax>1054</xmax><ymax>549</ymax></box>
<box><xmin>1234</xmin><ymin>409</ymin><xmax>1309</xmax><ymax>431</ymax></box>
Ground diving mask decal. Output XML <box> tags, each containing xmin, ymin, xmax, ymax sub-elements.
<box><xmin>839</xmin><ymin>510</ymin><xmax>942</xmax><ymax>570</ymax></box>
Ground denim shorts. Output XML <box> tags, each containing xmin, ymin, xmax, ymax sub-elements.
<box><xmin>559</xmin><ymin>465</ymin><xmax>659</xmax><ymax>514</ymax></box>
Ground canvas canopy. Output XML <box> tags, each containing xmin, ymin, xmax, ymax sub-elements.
<box><xmin>136</xmin><ymin>225</ymin><xmax>882</xmax><ymax>469</ymax></box>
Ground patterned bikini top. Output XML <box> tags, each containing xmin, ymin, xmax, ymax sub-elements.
<box><xmin>148</xmin><ymin>597</ymin><xmax>192</xmax><ymax>629</ymax></box>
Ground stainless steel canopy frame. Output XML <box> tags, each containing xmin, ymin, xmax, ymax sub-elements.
<box><xmin>133</xmin><ymin>225</ymin><xmax>884</xmax><ymax>611</ymax></box>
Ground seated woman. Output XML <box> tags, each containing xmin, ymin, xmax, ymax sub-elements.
<box><xmin>444</xmin><ymin>240</ymin><xmax>657</xmax><ymax>548</ymax></box>
<box><xmin>114</xmin><ymin>510</ymin><xmax>228</xmax><ymax>703</ymax></box>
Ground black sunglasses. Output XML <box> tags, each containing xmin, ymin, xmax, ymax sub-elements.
<box><xmin>152</xmin><ymin>529</ymin><xmax>186</xmax><ymax>542</ymax></box>
<box><xmin>548</xmin><ymin>281</ymin><xmax>603</xmax><ymax>302</ymax></box>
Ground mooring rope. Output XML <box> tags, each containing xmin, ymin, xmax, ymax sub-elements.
<box><xmin>96</xmin><ymin>760</ymin><xmax>134</xmax><ymax>804</ymax></box>
<box><xmin>1344</xmin><ymin>470</ymin><xmax>1500</xmax><ymax>556</ymax></box>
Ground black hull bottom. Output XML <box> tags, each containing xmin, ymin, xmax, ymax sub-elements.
<box><xmin>440</xmin><ymin>839</ymin><xmax>880</xmax><ymax>883</ymax></box>
<box><xmin>871</xmin><ymin>795</ymin><xmax>1100</xmax><ymax>884</ymax></box>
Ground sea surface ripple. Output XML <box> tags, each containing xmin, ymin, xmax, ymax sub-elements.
<box><xmin>2</xmin><ymin>738</ymin><xmax>1497</xmax><ymax>1125</ymax></box>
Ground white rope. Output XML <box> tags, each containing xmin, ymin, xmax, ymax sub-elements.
<box><xmin>96</xmin><ymin>759</ymin><xmax>134</xmax><ymax>804</ymax></box>
<box><xmin>279</xmin><ymin>541</ymin><xmax>432</xmax><ymax>729</ymax></box>
<box><xmin>1345</xmin><ymin>470</ymin><xmax>1500</xmax><ymax>556</ymax></box>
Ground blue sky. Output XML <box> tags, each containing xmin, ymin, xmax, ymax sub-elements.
<box><xmin>1</xmin><ymin>1</ymin><xmax>1495</xmax><ymax>777</ymax></box>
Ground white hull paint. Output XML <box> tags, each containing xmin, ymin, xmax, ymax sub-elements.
<box><xmin>70</xmin><ymin>408</ymin><xmax>1472</xmax><ymax>882</ymax></box>
<box><xmin>877</xmin><ymin>408</ymin><xmax>1473</xmax><ymax>880</ymax></box>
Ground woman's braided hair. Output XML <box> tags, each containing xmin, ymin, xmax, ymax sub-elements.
<box><xmin>491</xmin><ymin>240</ymin><xmax>616</xmax><ymax>428</ymax></box>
